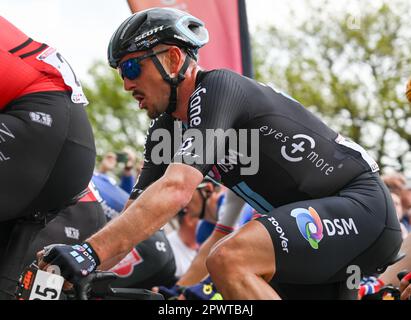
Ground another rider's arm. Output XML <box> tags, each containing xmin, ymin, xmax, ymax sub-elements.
<box><xmin>97</xmin><ymin>119</ymin><xmax>171</xmax><ymax>270</ymax></box>
<box><xmin>87</xmin><ymin>163</ymin><xmax>203</xmax><ymax>268</ymax></box>
<box><xmin>177</xmin><ymin>190</ymin><xmax>245</xmax><ymax>286</ymax></box>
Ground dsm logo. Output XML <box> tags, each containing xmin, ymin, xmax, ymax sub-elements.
<box><xmin>291</xmin><ymin>207</ymin><xmax>359</xmax><ymax>250</ymax></box>
<box><xmin>291</xmin><ymin>207</ymin><xmax>323</xmax><ymax>250</ymax></box>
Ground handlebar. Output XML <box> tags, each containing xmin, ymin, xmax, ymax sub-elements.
<box><xmin>74</xmin><ymin>272</ymin><xmax>104</xmax><ymax>300</ymax></box>
<box><xmin>15</xmin><ymin>263</ymin><xmax>164</xmax><ymax>300</ymax></box>
<box><xmin>73</xmin><ymin>271</ymin><xmax>164</xmax><ymax>300</ymax></box>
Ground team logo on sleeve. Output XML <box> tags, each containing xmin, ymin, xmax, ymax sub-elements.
<box><xmin>291</xmin><ymin>207</ymin><xmax>324</xmax><ymax>249</ymax></box>
<box><xmin>110</xmin><ymin>248</ymin><xmax>144</xmax><ymax>278</ymax></box>
<box><xmin>189</xmin><ymin>85</ymin><xmax>207</xmax><ymax>127</ymax></box>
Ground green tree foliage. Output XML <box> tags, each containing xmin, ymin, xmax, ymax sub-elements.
<box><xmin>82</xmin><ymin>62</ymin><xmax>149</xmax><ymax>159</ymax></box>
<box><xmin>253</xmin><ymin>0</ymin><xmax>411</xmax><ymax>172</ymax></box>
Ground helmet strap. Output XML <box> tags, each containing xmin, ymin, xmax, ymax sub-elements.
<box><xmin>197</xmin><ymin>189</ymin><xmax>211</xmax><ymax>220</ymax></box>
<box><xmin>150</xmin><ymin>53</ymin><xmax>191</xmax><ymax>115</ymax></box>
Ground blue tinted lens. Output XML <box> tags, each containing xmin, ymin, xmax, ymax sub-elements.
<box><xmin>120</xmin><ymin>59</ymin><xmax>142</xmax><ymax>80</ymax></box>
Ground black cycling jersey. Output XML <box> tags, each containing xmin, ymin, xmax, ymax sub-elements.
<box><xmin>130</xmin><ymin>114</ymin><xmax>173</xmax><ymax>199</ymax></box>
<box><xmin>130</xmin><ymin>69</ymin><xmax>402</xmax><ymax>294</ymax></box>
<box><xmin>132</xmin><ymin>69</ymin><xmax>378</xmax><ymax>210</ymax></box>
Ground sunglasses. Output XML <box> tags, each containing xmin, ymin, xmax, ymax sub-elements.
<box><xmin>119</xmin><ymin>49</ymin><xmax>169</xmax><ymax>80</ymax></box>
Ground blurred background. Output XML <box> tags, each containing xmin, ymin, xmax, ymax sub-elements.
<box><xmin>3</xmin><ymin>0</ymin><xmax>411</xmax><ymax>177</ymax></box>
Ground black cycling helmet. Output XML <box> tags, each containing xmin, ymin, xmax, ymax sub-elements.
<box><xmin>107</xmin><ymin>8</ymin><xmax>209</xmax><ymax>115</ymax></box>
<box><xmin>108</xmin><ymin>7</ymin><xmax>209</xmax><ymax>69</ymax></box>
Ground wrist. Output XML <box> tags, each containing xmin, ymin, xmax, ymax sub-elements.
<box><xmin>82</xmin><ymin>242</ymin><xmax>101</xmax><ymax>267</ymax></box>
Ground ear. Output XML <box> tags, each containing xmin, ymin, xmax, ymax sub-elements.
<box><xmin>201</xmin><ymin>183</ymin><xmax>214</xmax><ymax>198</ymax></box>
<box><xmin>168</xmin><ymin>46</ymin><xmax>184</xmax><ymax>76</ymax></box>
<box><xmin>205</xmin><ymin>182</ymin><xmax>214</xmax><ymax>193</ymax></box>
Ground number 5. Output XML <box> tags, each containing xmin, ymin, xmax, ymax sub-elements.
<box><xmin>35</xmin><ymin>285</ymin><xmax>58</xmax><ymax>299</ymax></box>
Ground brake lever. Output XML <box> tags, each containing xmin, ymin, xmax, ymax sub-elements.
<box><xmin>87</xmin><ymin>272</ymin><xmax>118</xmax><ymax>298</ymax></box>
<box><xmin>74</xmin><ymin>273</ymin><xmax>97</xmax><ymax>300</ymax></box>
<box><xmin>73</xmin><ymin>272</ymin><xmax>119</xmax><ymax>300</ymax></box>
<box><xmin>83</xmin><ymin>272</ymin><xmax>164</xmax><ymax>300</ymax></box>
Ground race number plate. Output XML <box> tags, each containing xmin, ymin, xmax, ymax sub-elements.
<box><xmin>37</xmin><ymin>47</ymin><xmax>89</xmax><ymax>105</ymax></box>
<box><xmin>16</xmin><ymin>264</ymin><xmax>64</xmax><ymax>300</ymax></box>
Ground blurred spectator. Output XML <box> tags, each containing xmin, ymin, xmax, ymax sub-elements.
<box><xmin>92</xmin><ymin>172</ymin><xmax>129</xmax><ymax>221</ymax></box>
<box><xmin>382</xmin><ymin>173</ymin><xmax>406</xmax><ymax>196</ymax></box>
<box><xmin>401</xmin><ymin>181</ymin><xmax>411</xmax><ymax>232</ymax></box>
<box><xmin>117</xmin><ymin>147</ymin><xmax>146</xmax><ymax>195</ymax></box>
<box><xmin>167</xmin><ymin>209</ymin><xmax>200</xmax><ymax>279</ymax></box>
<box><xmin>119</xmin><ymin>147</ymin><xmax>139</xmax><ymax>194</ymax></box>
<box><xmin>382</xmin><ymin>173</ymin><xmax>411</xmax><ymax>232</ymax></box>
<box><xmin>195</xmin><ymin>180</ymin><xmax>224</xmax><ymax>245</ymax></box>
<box><xmin>96</xmin><ymin>148</ymin><xmax>144</xmax><ymax>195</ymax></box>
<box><xmin>391</xmin><ymin>192</ymin><xmax>408</xmax><ymax>240</ymax></box>
<box><xmin>97</xmin><ymin>152</ymin><xmax>118</xmax><ymax>183</ymax></box>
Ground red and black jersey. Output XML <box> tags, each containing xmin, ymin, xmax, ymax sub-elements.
<box><xmin>0</xmin><ymin>16</ymin><xmax>70</xmax><ymax>110</ymax></box>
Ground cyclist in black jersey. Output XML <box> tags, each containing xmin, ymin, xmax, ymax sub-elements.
<box><xmin>38</xmin><ymin>8</ymin><xmax>402</xmax><ymax>299</ymax></box>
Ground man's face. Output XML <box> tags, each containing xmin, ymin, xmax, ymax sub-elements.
<box><xmin>401</xmin><ymin>188</ymin><xmax>411</xmax><ymax>211</ymax></box>
<box><xmin>184</xmin><ymin>184</ymin><xmax>218</xmax><ymax>221</ymax></box>
<box><xmin>101</xmin><ymin>152</ymin><xmax>117</xmax><ymax>172</ymax></box>
<box><xmin>119</xmin><ymin>50</ymin><xmax>170</xmax><ymax>119</ymax></box>
<box><xmin>391</xmin><ymin>193</ymin><xmax>403</xmax><ymax>220</ymax></box>
<box><xmin>185</xmin><ymin>189</ymin><xmax>204</xmax><ymax>217</ymax></box>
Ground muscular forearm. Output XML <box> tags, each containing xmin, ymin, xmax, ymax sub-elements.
<box><xmin>87</xmin><ymin>164</ymin><xmax>202</xmax><ymax>268</ymax></box>
<box><xmin>177</xmin><ymin>230</ymin><xmax>228</xmax><ymax>286</ymax></box>
<box><xmin>87</xmin><ymin>177</ymin><xmax>192</xmax><ymax>266</ymax></box>
<box><xmin>95</xmin><ymin>200</ymin><xmax>138</xmax><ymax>270</ymax></box>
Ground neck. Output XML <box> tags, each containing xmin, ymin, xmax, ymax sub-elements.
<box><xmin>178</xmin><ymin>226</ymin><xmax>198</xmax><ymax>250</ymax></box>
<box><xmin>172</xmin><ymin>65</ymin><xmax>201</xmax><ymax>121</ymax></box>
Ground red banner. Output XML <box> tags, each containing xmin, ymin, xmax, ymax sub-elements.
<box><xmin>127</xmin><ymin>0</ymin><xmax>246</xmax><ymax>75</ymax></box>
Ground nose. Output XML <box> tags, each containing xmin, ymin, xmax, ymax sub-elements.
<box><xmin>123</xmin><ymin>77</ymin><xmax>136</xmax><ymax>91</ymax></box>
